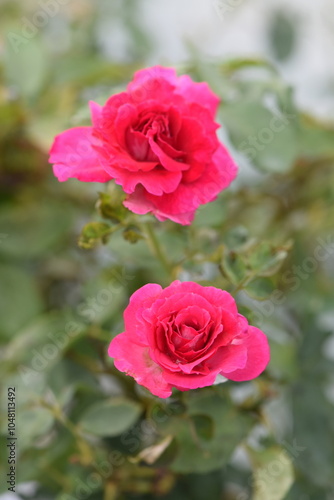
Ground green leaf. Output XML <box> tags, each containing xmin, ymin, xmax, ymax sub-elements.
<box><xmin>4</xmin><ymin>36</ymin><xmax>49</xmax><ymax>100</ymax></box>
<box><xmin>248</xmin><ymin>241</ymin><xmax>291</xmax><ymax>277</ymax></box>
<box><xmin>156</xmin><ymin>389</ymin><xmax>255</xmax><ymax>473</ymax></box>
<box><xmin>224</xmin><ymin>225</ymin><xmax>250</xmax><ymax>250</ymax></box>
<box><xmin>15</xmin><ymin>408</ymin><xmax>54</xmax><ymax>451</ymax></box>
<box><xmin>194</xmin><ymin>199</ymin><xmax>228</xmax><ymax>227</ymax></box>
<box><xmin>245</xmin><ymin>277</ymin><xmax>276</xmax><ymax>300</ymax></box>
<box><xmin>46</xmin><ymin>359</ymin><xmax>99</xmax><ymax>406</ymax></box>
<box><xmin>222</xmin><ymin>95</ymin><xmax>299</xmax><ymax>173</ymax></box>
<box><xmin>220</xmin><ymin>241</ymin><xmax>291</xmax><ymax>288</ymax></box>
<box><xmin>191</xmin><ymin>415</ymin><xmax>214</xmax><ymax>441</ymax></box>
<box><xmin>220</xmin><ymin>58</ymin><xmax>278</xmax><ymax>75</ymax></box>
<box><xmin>248</xmin><ymin>446</ymin><xmax>295</xmax><ymax>500</ymax></box>
<box><xmin>268</xmin><ymin>339</ymin><xmax>298</xmax><ymax>381</ymax></box>
<box><xmin>81</xmin><ymin>268</ymin><xmax>128</xmax><ymax>324</ymax></box>
<box><xmin>0</xmin><ymin>202</ymin><xmax>73</xmax><ymax>259</ymax></box>
<box><xmin>2</xmin><ymin>313</ymin><xmax>86</xmax><ymax>373</ymax></box>
<box><xmin>268</xmin><ymin>10</ymin><xmax>297</xmax><ymax>62</ymax></box>
<box><xmin>79</xmin><ymin>398</ymin><xmax>142</xmax><ymax>437</ymax></box>
<box><xmin>0</xmin><ymin>373</ymin><xmax>47</xmax><ymax>424</ymax></box>
<box><xmin>220</xmin><ymin>247</ymin><xmax>249</xmax><ymax>286</ymax></box>
<box><xmin>0</xmin><ymin>264</ymin><xmax>42</xmax><ymax>339</ymax></box>
<box><xmin>291</xmin><ymin>381</ymin><xmax>334</xmax><ymax>487</ymax></box>
<box><xmin>299</xmin><ymin>115</ymin><xmax>334</xmax><ymax>159</ymax></box>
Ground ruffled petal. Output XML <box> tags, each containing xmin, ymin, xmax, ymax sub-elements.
<box><xmin>108</xmin><ymin>334</ymin><xmax>172</xmax><ymax>398</ymax></box>
<box><xmin>127</xmin><ymin>66</ymin><xmax>178</xmax><ymax>102</ymax></box>
<box><xmin>162</xmin><ymin>368</ymin><xmax>217</xmax><ymax>390</ymax></box>
<box><xmin>89</xmin><ymin>101</ymin><xmax>103</xmax><ymax>128</ymax></box>
<box><xmin>221</xmin><ymin>327</ymin><xmax>270</xmax><ymax>381</ymax></box>
<box><xmin>144</xmin><ymin>143</ymin><xmax>238</xmax><ymax>222</ymax></box>
<box><xmin>123</xmin><ymin>187</ymin><xmax>154</xmax><ymax>215</ymax></box>
<box><xmin>115</xmin><ymin>168</ymin><xmax>182</xmax><ymax>196</ymax></box>
<box><xmin>148</xmin><ymin>136</ymin><xmax>189</xmax><ymax>173</ymax></box>
<box><xmin>176</xmin><ymin>75</ymin><xmax>220</xmax><ymax>116</ymax></box>
<box><xmin>123</xmin><ymin>283</ymin><xmax>162</xmax><ymax>344</ymax></box>
<box><xmin>49</xmin><ymin>127</ymin><xmax>110</xmax><ymax>183</ymax></box>
<box><xmin>207</xmin><ymin>343</ymin><xmax>248</xmax><ymax>374</ymax></box>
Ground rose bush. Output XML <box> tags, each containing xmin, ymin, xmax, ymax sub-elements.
<box><xmin>108</xmin><ymin>281</ymin><xmax>270</xmax><ymax>398</ymax></box>
<box><xmin>49</xmin><ymin>66</ymin><xmax>237</xmax><ymax>224</ymax></box>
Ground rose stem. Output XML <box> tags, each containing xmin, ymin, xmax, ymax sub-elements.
<box><xmin>142</xmin><ymin>221</ymin><xmax>174</xmax><ymax>277</ymax></box>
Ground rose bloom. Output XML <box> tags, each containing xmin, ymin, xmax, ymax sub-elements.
<box><xmin>49</xmin><ymin>66</ymin><xmax>237</xmax><ymax>225</ymax></box>
<box><xmin>108</xmin><ymin>281</ymin><xmax>270</xmax><ymax>398</ymax></box>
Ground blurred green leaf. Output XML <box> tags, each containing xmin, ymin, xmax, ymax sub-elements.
<box><xmin>46</xmin><ymin>359</ymin><xmax>99</xmax><ymax>405</ymax></box>
<box><xmin>15</xmin><ymin>408</ymin><xmax>54</xmax><ymax>450</ymax></box>
<box><xmin>80</xmin><ymin>268</ymin><xmax>128</xmax><ymax>324</ymax></box>
<box><xmin>268</xmin><ymin>11</ymin><xmax>297</xmax><ymax>62</ymax></box>
<box><xmin>221</xmin><ymin>247</ymin><xmax>249</xmax><ymax>285</ymax></box>
<box><xmin>220</xmin><ymin>240</ymin><xmax>291</xmax><ymax>288</ymax></box>
<box><xmin>222</xmin><ymin>92</ymin><xmax>299</xmax><ymax>173</ymax></box>
<box><xmin>0</xmin><ymin>202</ymin><xmax>73</xmax><ymax>259</ymax></box>
<box><xmin>0</xmin><ymin>264</ymin><xmax>42</xmax><ymax>339</ymax></box>
<box><xmin>248</xmin><ymin>241</ymin><xmax>291</xmax><ymax>276</ymax></box>
<box><xmin>79</xmin><ymin>398</ymin><xmax>142</xmax><ymax>437</ymax></box>
<box><xmin>194</xmin><ymin>199</ymin><xmax>227</xmax><ymax>227</ymax></box>
<box><xmin>156</xmin><ymin>389</ymin><xmax>255</xmax><ymax>473</ymax></box>
<box><xmin>268</xmin><ymin>339</ymin><xmax>299</xmax><ymax>381</ymax></box>
<box><xmin>220</xmin><ymin>58</ymin><xmax>278</xmax><ymax>75</ymax></box>
<box><xmin>291</xmin><ymin>381</ymin><xmax>334</xmax><ymax>487</ymax></box>
<box><xmin>224</xmin><ymin>225</ymin><xmax>250</xmax><ymax>250</ymax></box>
<box><xmin>4</xmin><ymin>36</ymin><xmax>49</xmax><ymax>100</ymax></box>
<box><xmin>245</xmin><ymin>277</ymin><xmax>275</xmax><ymax>300</ymax></box>
<box><xmin>248</xmin><ymin>446</ymin><xmax>294</xmax><ymax>500</ymax></box>
<box><xmin>299</xmin><ymin>115</ymin><xmax>334</xmax><ymax>159</ymax></box>
<box><xmin>191</xmin><ymin>415</ymin><xmax>214</xmax><ymax>441</ymax></box>
<box><xmin>2</xmin><ymin>313</ymin><xmax>86</xmax><ymax>371</ymax></box>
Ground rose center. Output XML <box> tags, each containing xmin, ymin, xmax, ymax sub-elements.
<box><xmin>136</xmin><ymin>114</ymin><xmax>169</xmax><ymax>137</ymax></box>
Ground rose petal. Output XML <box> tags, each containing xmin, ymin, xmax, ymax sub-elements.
<box><xmin>174</xmin><ymin>306</ymin><xmax>211</xmax><ymax>330</ymax></box>
<box><xmin>176</xmin><ymin>75</ymin><xmax>220</xmax><ymax>116</ymax></box>
<box><xmin>123</xmin><ymin>186</ymin><xmax>155</xmax><ymax>215</ymax></box>
<box><xmin>109</xmin><ymin>334</ymin><xmax>172</xmax><ymax>398</ymax></box>
<box><xmin>206</xmin><ymin>343</ymin><xmax>248</xmax><ymax>374</ymax></box>
<box><xmin>162</xmin><ymin>368</ymin><xmax>217</xmax><ymax>390</ymax></box>
<box><xmin>127</xmin><ymin>66</ymin><xmax>178</xmax><ymax>102</ymax></box>
<box><xmin>148</xmin><ymin>136</ymin><xmax>189</xmax><ymax>173</ymax></box>
<box><xmin>126</xmin><ymin>130</ymin><xmax>151</xmax><ymax>162</ymax></box>
<box><xmin>115</xmin><ymin>167</ymin><xmax>183</xmax><ymax>196</ymax></box>
<box><xmin>144</xmin><ymin>143</ymin><xmax>238</xmax><ymax>221</ymax></box>
<box><xmin>89</xmin><ymin>101</ymin><xmax>103</xmax><ymax>128</ymax></box>
<box><xmin>49</xmin><ymin>127</ymin><xmax>110</xmax><ymax>183</ymax></box>
<box><xmin>221</xmin><ymin>326</ymin><xmax>270</xmax><ymax>381</ymax></box>
<box><xmin>124</xmin><ymin>283</ymin><xmax>162</xmax><ymax>344</ymax></box>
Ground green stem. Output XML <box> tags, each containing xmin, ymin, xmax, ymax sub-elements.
<box><xmin>39</xmin><ymin>399</ymin><xmax>94</xmax><ymax>465</ymax></box>
<box><xmin>142</xmin><ymin>222</ymin><xmax>173</xmax><ymax>277</ymax></box>
<box><xmin>231</xmin><ymin>273</ymin><xmax>254</xmax><ymax>296</ymax></box>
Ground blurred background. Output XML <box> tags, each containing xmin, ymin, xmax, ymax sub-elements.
<box><xmin>0</xmin><ymin>1</ymin><xmax>334</xmax><ymax>499</ymax></box>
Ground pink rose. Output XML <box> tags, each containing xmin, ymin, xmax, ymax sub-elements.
<box><xmin>108</xmin><ymin>281</ymin><xmax>270</xmax><ymax>398</ymax></box>
<box><xmin>49</xmin><ymin>66</ymin><xmax>238</xmax><ymax>225</ymax></box>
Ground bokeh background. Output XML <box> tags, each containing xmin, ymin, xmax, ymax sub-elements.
<box><xmin>1</xmin><ymin>1</ymin><xmax>334</xmax><ymax>499</ymax></box>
